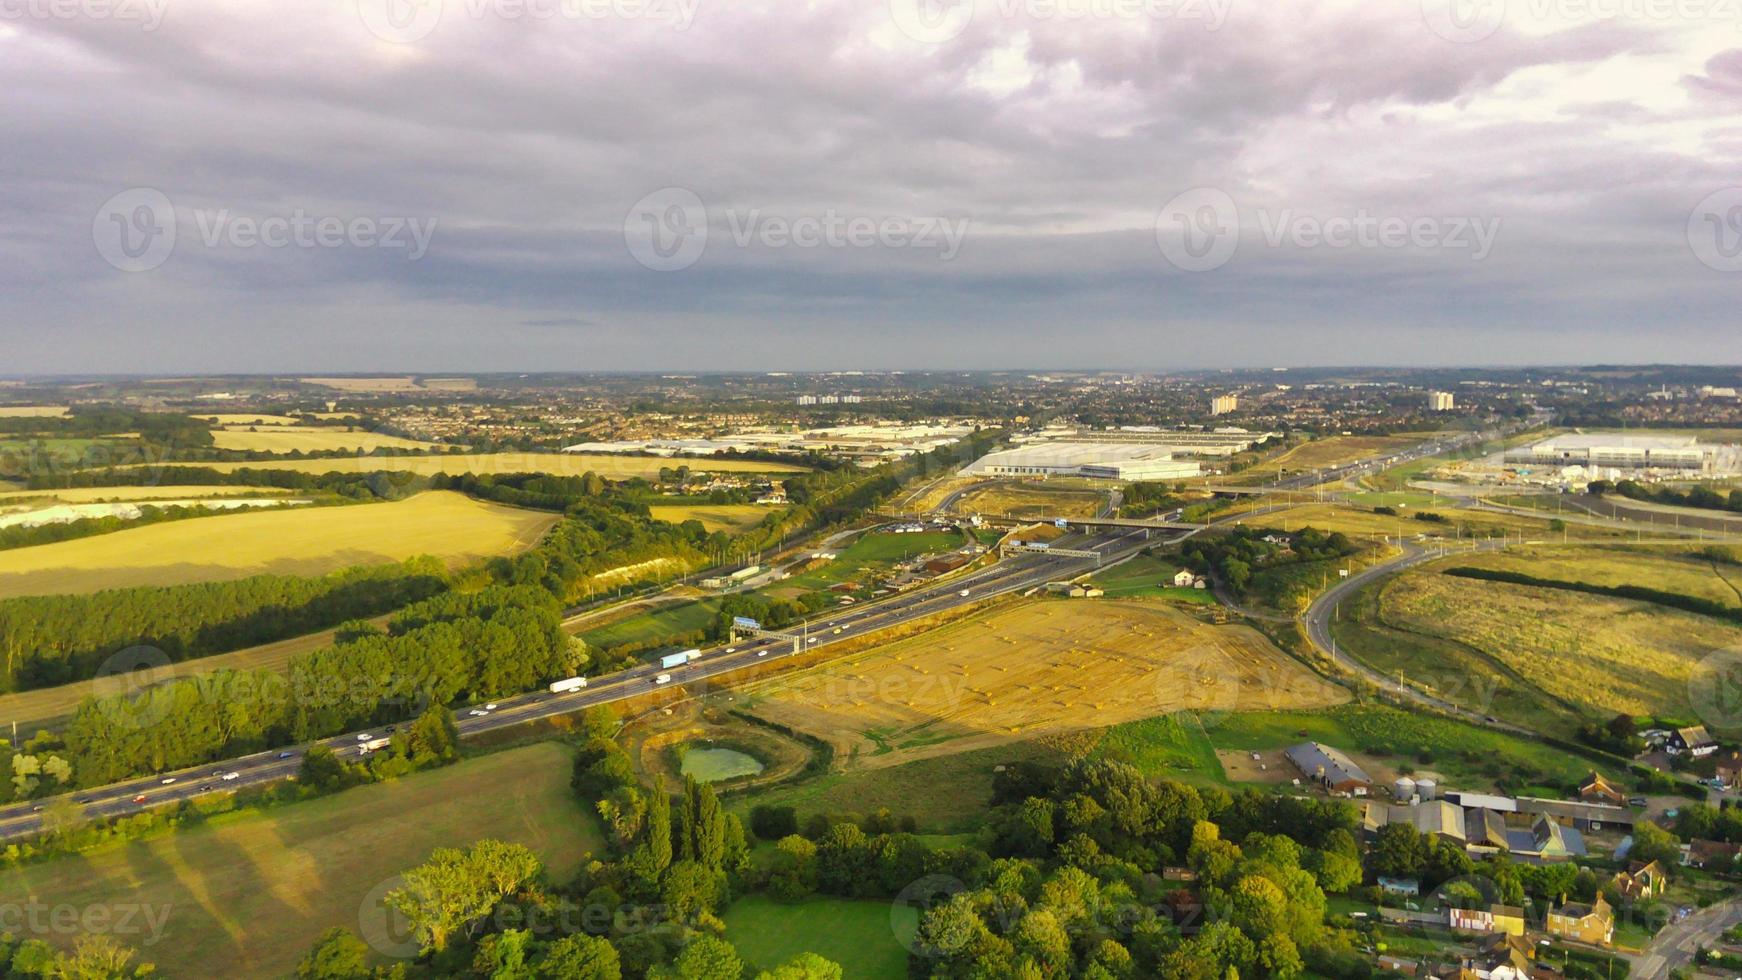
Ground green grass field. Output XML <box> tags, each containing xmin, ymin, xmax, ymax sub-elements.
<box><xmin>576</xmin><ymin>596</ymin><xmax>723</xmax><ymax>649</ymax></box>
<box><xmin>725</xmin><ymin>896</ymin><xmax>915</xmax><ymax>980</ymax></box>
<box><xmin>728</xmin><ymin>739</ymin><xmax>1078</xmax><ymax>834</ymax></box>
<box><xmin>1088</xmin><ymin>555</ymin><xmax>1214</xmax><ymax>603</ymax></box>
<box><xmin>1207</xmin><ymin>703</ymin><xmax>1599</xmax><ymax>793</ymax></box>
<box><xmin>1090</xmin><ymin>714</ymin><xmax>1228</xmax><ymax>784</ymax></box>
<box><xmin>0</xmin><ymin>743</ymin><xmax>601</xmax><ymax>977</ymax></box>
<box><xmin>776</xmin><ymin>530</ymin><xmax>967</xmax><ymax>593</ymax></box>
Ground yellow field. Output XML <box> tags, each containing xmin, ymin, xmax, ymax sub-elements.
<box><xmin>193</xmin><ymin>413</ymin><xmax>304</xmax><ymax>426</ymax></box>
<box><xmin>0</xmin><ymin>406</ymin><xmax>69</xmax><ymax>418</ymax></box>
<box><xmin>0</xmin><ymin>491</ymin><xmax>556</xmax><ymax>598</ymax></box>
<box><xmin>208</xmin><ymin>427</ymin><xmax>447</xmax><ymax>454</ymax></box>
<box><xmin>954</xmin><ymin>482</ymin><xmax>1107</xmax><ymax>519</ymax></box>
<box><xmin>649</xmin><ymin>503</ymin><xmax>772</xmax><ymax>532</ymax></box>
<box><xmin>0</xmin><ymin>485</ymin><xmax>295</xmax><ymax>504</ymax></box>
<box><xmin>743</xmin><ymin>599</ymin><xmax>1346</xmax><ymax>768</ymax></box>
<box><xmin>141</xmin><ymin>452</ymin><xmax>809</xmax><ymax>479</ymax></box>
<box><xmin>1377</xmin><ymin>570</ymin><xmax>1742</xmax><ymax>718</ymax></box>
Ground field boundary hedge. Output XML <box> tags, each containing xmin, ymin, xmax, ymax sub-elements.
<box><xmin>1443</xmin><ymin>566</ymin><xmax>1742</xmax><ymax>625</ymax></box>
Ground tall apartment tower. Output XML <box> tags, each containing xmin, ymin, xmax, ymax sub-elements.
<box><xmin>1210</xmin><ymin>394</ymin><xmax>1239</xmax><ymax>416</ymax></box>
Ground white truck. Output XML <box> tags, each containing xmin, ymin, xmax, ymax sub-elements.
<box><xmin>548</xmin><ymin>676</ymin><xmax>588</xmax><ymax>694</ymax></box>
<box><xmin>660</xmin><ymin>649</ymin><xmax>702</xmax><ymax>670</ymax></box>
<box><xmin>654</xmin><ymin>673</ymin><xmax>673</xmax><ymax>685</ymax></box>
<box><xmin>357</xmin><ymin>737</ymin><xmax>391</xmax><ymax>754</ymax></box>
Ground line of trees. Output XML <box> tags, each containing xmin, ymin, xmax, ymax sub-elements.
<box><xmin>1445</xmin><ymin>565</ymin><xmax>1742</xmax><ymax>625</ymax></box>
<box><xmin>60</xmin><ymin>585</ymin><xmax>578</xmax><ymax>786</ymax></box>
<box><xmin>0</xmin><ymin>557</ymin><xmax>448</xmax><ymax>692</ymax></box>
<box><xmin>1591</xmin><ymin>478</ymin><xmax>1742</xmax><ymax>514</ymax></box>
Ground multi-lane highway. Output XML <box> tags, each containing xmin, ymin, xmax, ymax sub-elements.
<box><xmin>0</xmin><ymin>527</ymin><xmax>1160</xmax><ymax>843</ymax></box>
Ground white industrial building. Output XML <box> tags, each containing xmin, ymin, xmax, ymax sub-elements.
<box><xmin>1504</xmin><ymin>433</ymin><xmax>1716</xmax><ymax>472</ymax></box>
<box><xmin>961</xmin><ymin>443</ymin><xmax>1201</xmax><ymax>481</ymax></box>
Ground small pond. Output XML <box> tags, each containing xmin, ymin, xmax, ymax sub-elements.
<box><xmin>680</xmin><ymin>746</ymin><xmax>766</xmax><ymax>783</ymax></box>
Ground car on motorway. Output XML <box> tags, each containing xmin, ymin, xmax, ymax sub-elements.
<box><xmin>485</xmin><ymin>703</ymin><xmax>497</xmax><ymax>710</ymax></box>
<box><xmin>222</xmin><ymin>772</ymin><xmax>240</xmax><ymax>781</ymax></box>
<box><xmin>277</xmin><ymin>751</ymin><xmax>295</xmax><ymax>759</ymax></box>
<box><xmin>132</xmin><ymin>794</ymin><xmax>147</xmax><ymax>804</ymax></box>
<box><xmin>160</xmin><ymin>777</ymin><xmax>176</xmax><ymax>785</ymax></box>
<box><xmin>725</xmin><ymin>647</ymin><xmax>736</xmax><ymax>654</ymax></box>
<box><xmin>469</xmin><ymin>708</ymin><xmax>488</xmax><ymax>716</ymax></box>
<box><xmin>200</xmin><ymin>784</ymin><xmax>213</xmax><ymax>792</ymax></box>
<box><xmin>757</xmin><ymin>651</ymin><xmax>768</xmax><ymax>657</ymax></box>
<box><xmin>356</xmin><ymin>733</ymin><xmax>373</xmax><ymax>741</ymax></box>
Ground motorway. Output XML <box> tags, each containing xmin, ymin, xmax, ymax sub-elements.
<box><xmin>0</xmin><ymin>527</ymin><xmax>1160</xmax><ymax>843</ymax></box>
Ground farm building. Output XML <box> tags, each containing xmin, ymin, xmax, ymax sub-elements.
<box><xmin>1578</xmin><ymin>771</ymin><xmax>1626</xmax><ymax>806</ymax></box>
<box><xmin>1286</xmin><ymin>742</ymin><xmax>1372</xmax><ymax>795</ymax></box>
<box><xmin>923</xmin><ymin>554</ymin><xmax>971</xmax><ymax>574</ymax></box>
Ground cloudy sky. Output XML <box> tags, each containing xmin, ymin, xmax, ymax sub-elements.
<box><xmin>2</xmin><ymin>0</ymin><xmax>1740</xmax><ymax>372</ymax></box>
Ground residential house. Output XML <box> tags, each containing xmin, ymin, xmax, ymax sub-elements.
<box><xmin>1716</xmin><ymin>750</ymin><xmax>1742</xmax><ymax>790</ymax></box>
<box><xmin>1609</xmin><ymin>860</ymin><xmax>1666</xmax><ymax>901</ymax></box>
<box><xmin>1685</xmin><ymin>838</ymin><xmax>1742</xmax><ymax>868</ymax></box>
<box><xmin>1578</xmin><ymin>771</ymin><xmax>1626</xmax><ymax>806</ymax></box>
<box><xmin>1448</xmin><ymin>904</ymin><xmax>1526</xmax><ymax>937</ymax></box>
<box><xmin>1285</xmin><ymin>742</ymin><xmax>1372</xmax><ymax>796</ymax></box>
<box><xmin>1463</xmin><ymin>932</ymin><xmax>1533</xmax><ymax>979</ymax></box>
<box><xmin>1171</xmin><ymin>569</ymin><xmax>1196</xmax><ymax>588</ymax></box>
<box><xmin>1670</xmin><ymin>725</ymin><xmax>1718</xmax><ymax>758</ymax></box>
<box><xmin>1545</xmin><ymin>895</ymin><xmax>1614</xmax><ymax>946</ymax></box>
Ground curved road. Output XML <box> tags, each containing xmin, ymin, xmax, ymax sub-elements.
<box><xmin>1300</xmin><ymin>540</ymin><xmax>1517</xmax><ymax>727</ymax></box>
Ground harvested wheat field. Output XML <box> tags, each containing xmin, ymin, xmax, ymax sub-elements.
<box><xmin>0</xmin><ymin>491</ymin><xmax>556</xmax><ymax>598</ymax></box>
<box><xmin>0</xmin><ymin>485</ymin><xmax>297</xmax><ymax>504</ymax></box>
<box><xmin>743</xmin><ymin>599</ymin><xmax>1346</xmax><ymax>768</ymax></box>
<box><xmin>141</xmin><ymin>452</ymin><xmax>808</xmax><ymax>479</ymax></box>
<box><xmin>0</xmin><ymin>406</ymin><xmax>70</xmax><ymax>418</ymax></box>
<box><xmin>193</xmin><ymin>413</ymin><xmax>305</xmax><ymax>426</ymax></box>
<box><xmin>209</xmin><ymin>426</ymin><xmax>447</xmax><ymax>454</ymax></box>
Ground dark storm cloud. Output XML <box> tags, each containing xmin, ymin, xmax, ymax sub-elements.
<box><xmin>0</xmin><ymin>0</ymin><xmax>1738</xmax><ymax>371</ymax></box>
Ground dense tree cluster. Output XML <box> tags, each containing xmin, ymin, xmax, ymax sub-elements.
<box><xmin>59</xmin><ymin>585</ymin><xmax>577</xmax><ymax>786</ymax></box>
<box><xmin>0</xmin><ymin>934</ymin><xmax>155</xmax><ymax>978</ymax></box>
<box><xmin>1180</xmin><ymin>526</ymin><xmax>1358</xmax><ymax>593</ymax></box>
<box><xmin>0</xmin><ymin>557</ymin><xmax>447</xmax><ymax>692</ymax></box>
